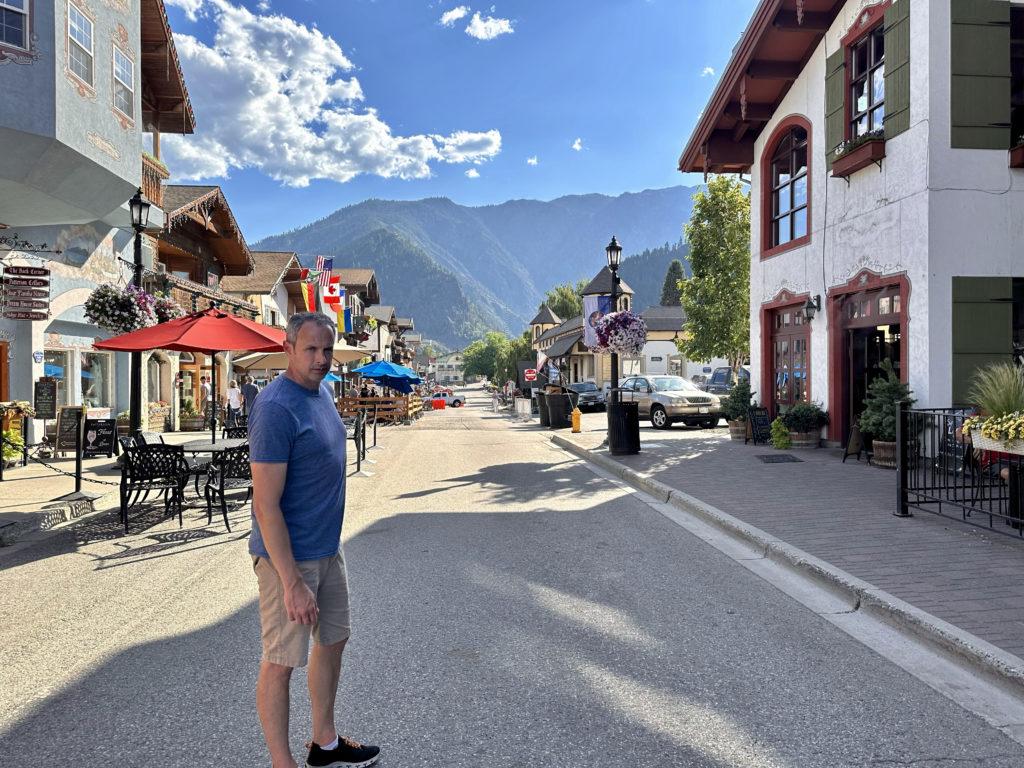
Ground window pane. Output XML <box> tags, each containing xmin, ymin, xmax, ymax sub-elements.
<box><xmin>69</xmin><ymin>42</ymin><xmax>92</xmax><ymax>83</ymax></box>
<box><xmin>82</xmin><ymin>352</ymin><xmax>111</xmax><ymax>409</ymax></box>
<box><xmin>871</xmin><ymin>63</ymin><xmax>885</xmax><ymax>105</ymax></box>
<box><xmin>793</xmin><ymin>144</ymin><xmax>807</xmax><ymax>177</ymax></box>
<box><xmin>792</xmin><ymin>208</ymin><xmax>807</xmax><ymax>240</ymax></box>
<box><xmin>853</xmin><ymin>80</ymin><xmax>868</xmax><ymax>113</ymax></box>
<box><xmin>44</xmin><ymin>350</ymin><xmax>71</xmax><ymax>407</ymax></box>
<box><xmin>1</xmin><ymin>8</ymin><xmax>24</xmax><ymax>47</ymax></box>
<box><xmin>114</xmin><ymin>82</ymin><xmax>133</xmax><ymax>117</ymax></box>
<box><xmin>872</xmin><ymin>26</ymin><xmax>885</xmax><ymax>62</ymax></box>
<box><xmin>871</xmin><ymin>105</ymin><xmax>885</xmax><ymax>130</ymax></box>
<box><xmin>2</xmin><ymin>0</ymin><xmax>28</xmax><ymax>9</ymax></box>
<box><xmin>852</xmin><ymin>40</ymin><xmax>868</xmax><ymax>77</ymax></box>
<box><xmin>793</xmin><ymin>175</ymin><xmax>807</xmax><ymax>209</ymax></box>
<box><xmin>878</xmin><ymin>296</ymin><xmax>891</xmax><ymax>315</ymax></box>
<box><xmin>777</xmin><ymin>184</ymin><xmax>791</xmax><ymax>215</ymax></box>
<box><xmin>114</xmin><ymin>49</ymin><xmax>132</xmax><ymax>87</ymax></box>
<box><xmin>773</xmin><ymin>159</ymin><xmax>790</xmax><ymax>187</ymax></box>
<box><xmin>893</xmin><ymin>295</ymin><xmax>901</xmax><ymax>314</ymax></box>
<box><xmin>854</xmin><ymin>114</ymin><xmax>868</xmax><ymax>137</ymax></box>
<box><xmin>777</xmin><ymin>214</ymin><xmax>791</xmax><ymax>245</ymax></box>
<box><xmin>69</xmin><ymin>5</ymin><xmax>91</xmax><ymax>50</ymax></box>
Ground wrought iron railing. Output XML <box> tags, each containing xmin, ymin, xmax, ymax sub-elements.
<box><xmin>898</xmin><ymin>404</ymin><xmax>1024</xmax><ymax>537</ymax></box>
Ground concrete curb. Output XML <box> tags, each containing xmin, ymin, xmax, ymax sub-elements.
<box><xmin>551</xmin><ymin>433</ymin><xmax>1024</xmax><ymax>699</ymax></box>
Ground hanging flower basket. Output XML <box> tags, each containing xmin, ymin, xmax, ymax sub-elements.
<box><xmin>153</xmin><ymin>292</ymin><xmax>184</xmax><ymax>323</ymax></box>
<box><xmin>84</xmin><ymin>283</ymin><xmax>157</xmax><ymax>335</ymax></box>
<box><xmin>587</xmin><ymin>310</ymin><xmax>648</xmax><ymax>356</ymax></box>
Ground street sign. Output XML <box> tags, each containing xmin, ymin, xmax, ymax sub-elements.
<box><xmin>524</xmin><ymin>368</ymin><xmax>537</xmax><ymax>381</ymax></box>
<box><xmin>4</xmin><ymin>265</ymin><xmax>50</xmax><ymax>277</ymax></box>
<box><xmin>2</xmin><ymin>310</ymin><xmax>48</xmax><ymax>320</ymax></box>
<box><xmin>3</xmin><ymin>277</ymin><xmax>48</xmax><ymax>288</ymax></box>
<box><xmin>2</xmin><ymin>287</ymin><xmax>49</xmax><ymax>299</ymax></box>
<box><xmin>3</xmin><ymin>298</ymin><xmax>47</xmax><ymax>310</ymax></box>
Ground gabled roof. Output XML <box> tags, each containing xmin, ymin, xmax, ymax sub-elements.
<box><xmin>530</xmin><ymin>304</ymin><xmax>562</xmax><ymax>326</ymax></box>
<box><xmin>366</xmin><ymin>305</ymin><xmax>396</xmax><ymax>324</ymax></box>
<box><xmin>396</xmin><ymin>317</ymin><xmax>414</xmax><ymax>330</ymax></box>
<box><xmin>545</xmin><ymin>332</ymin><xmax>582</xmax><ymax>359</ymax></box>
<box><xmin>333</xmin><ymin>268</ymin><xmax>381</xmax><ymax>304</ymax></box>
<box><xmin>641</xmin><ymin>304</ymin><xmax>687</xmax><ymax>331</ymax></box>
<box><xmin>220</xmin><ymin>251</ymin><xmax>299</xmax><ymax>294</ymax></box>
<box><xmin>161</xmin><ymin>185</ymin><xmax>252</xmax><ymax>274</ymax></box>
<box><xmin>678</xmin><ymin>0</ymin><xmax>845</xmax><ymax>175</ymax></box>
<box><xmin>140</xmin><ymin>0</ymin><xmax>195</xmax><ymax>134</ymax></box>
<box><xmin>536</xmin><ymin>315</ymin><xmax>583</xmax><ymax>344</ymax></box>
<box><xmin>581</xmin><ymin>266</ymin><xmax>634</xmax><ymax>296</ymax></box>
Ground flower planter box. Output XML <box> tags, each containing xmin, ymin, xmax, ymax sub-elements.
<box><xmin>969</xmin><ymin>430</ymin><xmax>1024</xmax><ymax>456</ymax></box>
<box><xmin>116</xmin><ymin>420</ymin><xmax>131</xmax><ymax>436</ymax></box>
<box><xmin>179</xmin><ymin>417</ymin><xmax>205</xmax><ymax>432</ymax></box>
<box><xmin>832</xmin><ymin>139</ymin><xmax>886</xmax><ymax>179</ymax></box>
<box><xmin>147</xmin><ymin>408</ymin><xmax>170</xmax><ymax>433</ymax></box>
<box><xmin>789</xmin><ymin>431</ymin><xmax>819</xmax><ymax>449</ymax></box>
<box><xmin>1011</xmin><ymin>145</ymin><xmax>1024</xmax><ymax>169</ymax></box>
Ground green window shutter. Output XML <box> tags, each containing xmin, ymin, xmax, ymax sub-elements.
<box><xmin>951</xmin><ymin>277</ymin><xmax>1013</xmax><ymax>405</ymax></box>
<box><xmin>824</xmin><ymin>48</ymin><xmax>845</xmax><ymax>170</ymax></box>
<box><xmin>883</xmin><ymin>0</ymin><xmax>911</xmax><ymax>139</ymax></box>
<box><xmin>950</xmin><ymin>0</ymin><xmax>1010</xmax><ymax>149</ymax></box>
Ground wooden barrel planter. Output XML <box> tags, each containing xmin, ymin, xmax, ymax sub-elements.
<box><xmin>179</xmin><ymin>416</ymin><xmax>205</xmax><ymax>432</ymax></box>
<box><xmin>872</xmin><ymin>440</ymin><xmax>898</xmax><ymax>469</ymax></box>
<box><xmin>727</xmin><ymin>420</ymin><xmax>746</xmax><ymax>440</ymax></box>
<box><xmin>788</xmin><ymin>431</ymin><xmax>819</xmax><ymax>449</ymax></box>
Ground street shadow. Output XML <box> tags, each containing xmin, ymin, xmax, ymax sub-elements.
<box><xmin>392</xmin><ymin>460</ymin><xmax>607</xmax><ymax>504</ymax></box>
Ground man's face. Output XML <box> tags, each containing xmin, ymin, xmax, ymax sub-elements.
<box><xmin>285</xmin><ymin>322</ymin><xmax>335</xmax><ymax>391</ymax></box>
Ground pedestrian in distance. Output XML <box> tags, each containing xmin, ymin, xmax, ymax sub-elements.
<box><xmin>241</xmin><ymin>374</ymin><xmax>259</xmax><ymax>415</ymax></box>
<box><xmin>225</xmin><ymin>379</ymin><xmax>242</xmax><ymax>427</ymax></box>
<box><xmin>200</xmin><ymin>375</ymin><xmax>212</xmax><ymax>425</ymax></box>
<box><xmin>249</xmin><ymin>311</ymin><xmax>381</xmax><ymax>768</ymax></box>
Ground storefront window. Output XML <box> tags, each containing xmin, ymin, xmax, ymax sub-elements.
<box><xmin>43</xmin><ymin>349</ymin><xmax>71</xmax><ymax>407</ymax></box>
<box><xmin>81</xmin><ymin>351</ymin><xmax>111</xmax><ymax>408</ymax></box>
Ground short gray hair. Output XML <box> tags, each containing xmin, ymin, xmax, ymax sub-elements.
<box><xmin>285</xmin><ymin>312</ymin><xmax>336</xmax><ymax>346</ymax></box>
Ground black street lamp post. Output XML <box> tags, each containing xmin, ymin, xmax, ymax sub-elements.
<box><xmin>605</xmin><ymin>235</ymin><xmax>622</xmax><ymax>405</ymax></box>
<box><xmin>128</xmin><ymin>188</ymin><xmax>150</xmax><ymax>438</ymax></box>
<box><xmin>603</xmin><ymin>235</ymin><xmax>639</xmax><ymax>455</ymax></box>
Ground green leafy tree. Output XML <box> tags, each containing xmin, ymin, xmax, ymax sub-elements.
<box><xmin>540</xmin><ymin>278</ymin><xmax>588</xmax><ymax>321</ymax></box>
<box><xmin>677</xmin><ymin>175</ymin><xmax>751</xmax><ymax>374</ymax></box>
<box><xmin>659</xmin><ymin>259</ymin><xmax>685</xmax><ymax>306</ymax></box>
<box><xmin>494</xmin><ymin>330</ymin><xmax>534</xmax><ymax>385</ymax></box>
<box><xmin>462</xmin><ymin>332</ymin><xmax>509</xmax><ymax>378</ymax></box>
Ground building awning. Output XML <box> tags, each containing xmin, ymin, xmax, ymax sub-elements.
<box><xmin>545</xmin><ymin>332</ymin><xmax>582</xmax><ymax>359</ymax></box>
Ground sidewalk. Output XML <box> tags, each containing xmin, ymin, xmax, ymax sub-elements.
<box><xmin>550</xmin><ymin>416</ymin><xmax>1024</xmax><ymax>694</ymax></box>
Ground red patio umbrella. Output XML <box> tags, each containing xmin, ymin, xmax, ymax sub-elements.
<box><xmin>94</xmin><ymin>308</ymin><xmax>285</xmax><ymax>443</ymax></box>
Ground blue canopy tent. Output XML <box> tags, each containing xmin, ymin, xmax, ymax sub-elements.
<box><xmin>353</xmin><ymin>360</ymin><xmax>422</xmax><ymax>395</ymax></box>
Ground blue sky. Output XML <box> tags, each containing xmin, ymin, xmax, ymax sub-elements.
<box><xmin>160</xmin><ymin>0</ymin><xmax>759</xmax><ymax>242</ymax></box>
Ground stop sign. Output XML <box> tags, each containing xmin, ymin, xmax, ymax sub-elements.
<box><xmin>524</xmin><ymin>368</ymin><xmax>537</xmax><ymax>381</ymax></box>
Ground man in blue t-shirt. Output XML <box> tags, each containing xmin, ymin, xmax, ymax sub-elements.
<box><xmin>249</xmin><ymin>311</ymin><xmax>380</xmax><ymax>768</ymax></box>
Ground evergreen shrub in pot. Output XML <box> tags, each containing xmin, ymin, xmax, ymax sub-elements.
<box><xmin>859</xmin><ymin>359</ymin><xmax>915</xmax><ymax>468</ymax></box>
<box><xmin>782</xmin><ymin>401</ymin><xmax>828</xmax><ymax>448</ymax></box>
<box><xmin>721</xmin><ymin>378</ymin><xmax>754</xmax><ymax>440</ymax></box>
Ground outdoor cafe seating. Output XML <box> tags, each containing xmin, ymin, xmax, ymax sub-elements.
<box><xmin>203</xmin><ymin>442</ymin><xmax>252</xmax><ymax>532</ymax></box>
<box><xmin>119</xmin><ymin>442</ymin><xmax>190</xmax><ymax>534</ymax></box>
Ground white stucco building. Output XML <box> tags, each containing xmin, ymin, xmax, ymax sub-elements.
<box><xmin>680</xmin><ymin>0</ymin><xmax>1024</xmax><ymax>445</ymax></box>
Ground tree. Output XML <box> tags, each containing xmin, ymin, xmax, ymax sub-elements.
<box><xmin>540</xmin><ymin>278</ymin><xmax>589</xmax><ymax>321</ymax></box>
<box><xmin>659</xmin><ymin>259</ymin><xmax>685</xmax><ymax>306</ymax></box>
<box><xmin>494</xmin><ymin>330</ymin><xmax>534</xmax><ymax>385</ymax></box>
<box><xmin>677</xmin><ymin>175</ymin><xmax>751</xmax><ymax>374</ymax></box>
<box><xmin>462</xmin><ymin>331</ymin><xmax>509</xmax><ymax>378</ymax></box>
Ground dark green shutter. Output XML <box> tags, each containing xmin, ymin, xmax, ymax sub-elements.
<box><xmin>950</xmin><ymin>0</ymin><xmax>1010</xmax><ymax>149</ymax></box>
<box><xmin>951</xmin><ymin>277</ymin><xmax>1013</xmax><ymax>405</ymax></box>
<box><xmin>824</xmin><ymin>49</ymin><xmax>845</xmax><ymax>170</ymax></box>
<box><xmin>883</xmin><ymin>0</ymin><xmax>911</xmax><ymax>139</ymax></box>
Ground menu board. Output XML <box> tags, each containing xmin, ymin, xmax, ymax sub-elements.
<box><xmin>34</xmin><ymin>378</ymin><xmax>57</xmax><ymax>420</ymax></box>
<box><xmin>55</xmin><ymin>405</ymin><xmax>84</xmax><ymax>453</ymax></box>
<box><xmin>82</xmin><ymin>417</ymin><xmax>116</xmax><ymax>458</ymax></box>
<box><xmin>746</xmin><ymin>406</ymin><xmax>772</xmax><ymax>446</ymax></box>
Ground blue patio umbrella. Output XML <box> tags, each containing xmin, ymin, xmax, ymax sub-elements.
<box><xmin>44</xmin><ymin>364</ymin><xmax>62</xmax><ymax>378</ymax></box>
<box><xmin>324</xmin><ymin>372</ymin><xmax>342</xmax><ymax>382</ymax></box>
<box><xmin>352</xmin><ymin>360</ymin><xmax>422</xmax><ymax>394</ymax></box>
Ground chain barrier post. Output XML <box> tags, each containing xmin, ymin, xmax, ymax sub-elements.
<box><xmin>74</xmin><ymin>408</ymin><xmax>84</xmax><ymax>494</ymax></box>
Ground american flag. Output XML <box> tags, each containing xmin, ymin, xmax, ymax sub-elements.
<box><xmin>314</xmin><ymin>255</ymin><xmax>333</xmax><ymax>287</ymax></box>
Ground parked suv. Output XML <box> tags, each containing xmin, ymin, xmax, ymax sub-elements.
<box><xmin>618</xmin><ymin>375</ymin><xmax>722</xmax><ymax>429</ymax></box>
<box><xmin>568</xmin><ymin>381</ymin><xmax>606</xmax><ymax>412</ymax></box>
<box><xmin>705</xmin><ymin>365</ymin><xmax>751</xmax><ymax>396</ymax></box>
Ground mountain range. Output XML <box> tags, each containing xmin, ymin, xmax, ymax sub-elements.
<box><xmin>253</xmin><ymin>186</ymin><xmax>697</xmax><ymax>348</ymax></box>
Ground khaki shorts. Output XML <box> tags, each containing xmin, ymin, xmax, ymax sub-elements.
<box><xmin>252</xmin><ymin>551</ymin><xmax>351</xmax><ymax>668</ymax></box>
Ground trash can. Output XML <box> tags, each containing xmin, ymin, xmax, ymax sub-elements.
<box><xmin>536</xmin><ymin>391</ymin><xmax>550</xmax><ymax>427</ymax></box>
<box><xmin>607</xmin><ymin>401</ymin><xmax>640</xmax><ymax>455</ymax></box>
<box><xmin>546</xmin><ymin>393</ymin><xmax>573</xmax><ymax>429</ymax></box>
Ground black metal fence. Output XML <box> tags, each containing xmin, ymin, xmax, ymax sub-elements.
<box><xmin>898</xmin><ymin>403</ymin><xmax>1024</xmax><ymax>536</ymax></box>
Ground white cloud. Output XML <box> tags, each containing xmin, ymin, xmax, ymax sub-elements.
<box><xmin>465</xmin><ymin>168</ymin><xmax>480</xmax><ymax>178</ymax></box>
<box><xmin>571</xmin><ymin>137</ymin><xmax>582</xmax><ymax>151</ymax></box>
<box><xmin>164</xmin><ymin>0</ymin><xmax>206</xmax><ymax>21</ymax></box>
<box><xmin>440</xmin><ymin>6</ymin><xmax>470</xmax><ymax>27</ymax></box>
<box><xmin>256</xmin><ymin>0</ymin><xmax>269</xmax><ymax>10</ymax></box>
<box><xmin>526</xmin><ymin>155</ymin><xmax>537</xmax><ymax>166</ymax></box>
<box><xmin>162</xmin><ymin>0</ymin><xmax>501</xmax><ymax>186</ymax></box>
<box><xmin>465</xmin><ymin>11</ymin><xmax>513</xmax><ymax>40</ymax></box>
<box><xmin>701</xmin><ymin>66</ymin><xmax>715</xmax><ymax>77</ymax></box>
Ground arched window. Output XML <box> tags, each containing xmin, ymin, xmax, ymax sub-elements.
<box><xmin>761</xmin><ymin>117</ymin><xmax>811</xmax><ymax>258</ymax></box>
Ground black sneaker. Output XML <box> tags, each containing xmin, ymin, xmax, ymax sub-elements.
<box><xmin>305</xmin><ymin>736</ymin><xmax>381</xmax><ymax>768</ymax></box>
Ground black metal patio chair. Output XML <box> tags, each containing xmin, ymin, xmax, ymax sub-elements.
<box><xmin>119</xmin><ymin>443</ymin><xmax>190</xmax><ymax>534</ymax></box>
<box><xmin>203</xmin><ymin>442</ymin><xmax>252</xmax><ymax>532</ymax></box>
<box><xmin>222</xmin><ymin>425</ymin><xmax>248</xmax><ymax>439</ymax></box>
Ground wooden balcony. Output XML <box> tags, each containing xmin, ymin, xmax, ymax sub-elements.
<box><xmin>142</xmin><ymin>153</ymin><xmax>170</xmax><ymax>207</ymax></box>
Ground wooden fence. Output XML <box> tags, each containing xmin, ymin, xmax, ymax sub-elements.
<box><xmin>337</xmin><ymin>395</ymin><xmax>423</xmax><ymax>424</ymax></box>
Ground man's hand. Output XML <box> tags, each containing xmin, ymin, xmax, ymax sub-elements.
<box><xmin>284</xmin><ymin>577</ymin><xmax>319</xmax><ymax>626</ymax></box>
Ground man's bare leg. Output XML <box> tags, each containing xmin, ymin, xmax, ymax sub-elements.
<box><xmin>258</xmin><ymin>661</ymin><xmax>297</xmax><ymax>768</ymax></box>
<box><xmin>308</xmin><ymin>638</ymin><xmax>347</xmax><ymax>747</ymax></box>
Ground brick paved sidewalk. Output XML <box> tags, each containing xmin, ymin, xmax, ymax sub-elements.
<box><xmin>554</xmin><ymin>420</ymin><xmax>1024</xmax><ymax>666</ymax></box>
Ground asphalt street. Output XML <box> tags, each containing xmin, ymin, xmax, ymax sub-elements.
<box><xmin>2</xmin><ymin>391</ymin><xmax>1024</xmax><ymax>766</ymax></box>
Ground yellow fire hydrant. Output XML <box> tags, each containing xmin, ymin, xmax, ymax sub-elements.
<box><xmin>571</xmin><ymin>406</ymin><xmax>582</xmax><ymax>433</ymax></box>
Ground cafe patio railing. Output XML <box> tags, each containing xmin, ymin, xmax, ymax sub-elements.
<box><xmin>897</xmin><ymin>403</ymin><xmax>1024</xmax><ymax>537</ymax></box>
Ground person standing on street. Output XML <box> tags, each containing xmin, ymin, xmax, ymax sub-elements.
<box><xmin>200</xmin><ymin>375</ymin><xmax>212</xmax><ymax>424</ymax></box>
<box><xmin>241</xmin><ymin>375</ymin><xmax>259</xmax><ymax>415</ymax></box>
<box><xmin>225</xmin><ymin>380</ymin><xmax>242</xmax><ymax>427</ymax></box>
<box><xmin>248</xmin><ymin>311</ymin><xmax>380</xmax><ymax>768</ymax></box>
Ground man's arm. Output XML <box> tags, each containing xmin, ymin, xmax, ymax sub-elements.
<box><xmin>251</xmin><ymin>461</ymin><xmax>319</xmax><ymax>626</ymax></box>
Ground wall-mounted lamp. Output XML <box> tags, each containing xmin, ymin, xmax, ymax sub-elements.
<box><xmin>801</xmin><ymin>294</ymin><xmax>821</xmax><ymax>322</ymax></box>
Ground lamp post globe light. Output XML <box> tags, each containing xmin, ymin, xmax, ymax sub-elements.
<box><xmin>128</xmin><ymin>188</ymin><xmax>151</xmax><ymax>438</ymax></box>
<box><xmin>605</xmin><ymin>235</ymin><xmax>623</xmax><ymax>405</ymax></box>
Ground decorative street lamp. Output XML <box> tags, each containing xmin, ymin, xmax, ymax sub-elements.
<box><xmin>801</xmin><ymin>294</ymin><xmax>821</xmax><ymax>323</ymax></box>
<box><xmin>128</xmin><ymin>188</ymin><xmax>150</xmax><ymax>438</ymax></box>
<box><xmin>606</xmin><ymin>235</ymin><xmax>622</xmax><ymax>405</ymax></box>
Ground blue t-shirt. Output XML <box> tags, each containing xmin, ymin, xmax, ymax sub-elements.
<box><xmin>248</xmin><ymin>375</ymin><xmax>347</xmax><ymax>561</ymax></box>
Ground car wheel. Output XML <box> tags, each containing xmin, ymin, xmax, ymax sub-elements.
<box><xmin>700</xmin><ymin>418</ymin><xmax>717</xmax><ymax>429</ymax></box>
<box><xmin>650</xmin><ymin>405</ymin><xmax>670</xmax><ymax>429</ymax></box>
<box><xmin>452</xmin><ymin>400</ymin><xmax>463</xmax><ymax>407</ymax></box>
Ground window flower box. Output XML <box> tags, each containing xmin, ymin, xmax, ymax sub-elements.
<box><xmin>832</xmin><ymin>139</ymin><xmax>886</xmax><ymax>179</ymax></box>
<box><xmin>1010</xmin><ymin>145</ymin><xmax>1024</xmax><ymax>169</ymax></box>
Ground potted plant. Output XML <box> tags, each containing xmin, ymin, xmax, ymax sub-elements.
<box><xmin>179</xmin><ymin>397</ymin><xmax>204</xmax><ymax>431</ymax></box>
<box><xmin>153</xmin><ymin>292</ymin><xmax>185</xmax><ymax>323</ymax></box>
<box><xmin>147</xmin><ymin>400</ymin><xmax>171</xmax><ymax>433</ymax></box>
<box><xmin>770</xmin><ymin>417</ymin><xmax>791</xmax><ymax>449</ymax></box>
<box><xmin>960</xmin><ymin>362</ymin><xmax>1024</xmax><ymax>453</ymax></box>
<box><xmin>782</xmin><ymin>401</ymin><xmax>828</xmax><ymax>448</ymax></box>
<box><xmin>721</xmin><ymin>378</ymin><xmax>754</xmax><ymax>440</ymax></box>
<box><xmin>859</xmin><ymin>359</ymin><xmax>915</xmax><ymax>468</ymax></box>
<box><xmin>587</xmin><ymin>310</ymin><xmax>649</xmax><ymax>356</ymax></box>
<box><xmin>115</xmin><ymin>410</ymin><xmax>131</xmax><ymax>436</ymax></box>
<box><xmin>2</xmin><ymin>428</ymin><xmax>24</xmax><ymax>468</ymax></box>
<box><xmin>832</xmin><ymin>128</ymin><xmax>886</xmax><ymax>178</ymax></box>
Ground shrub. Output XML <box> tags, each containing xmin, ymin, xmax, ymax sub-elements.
<box><xmin>859</xmin><ymin>359</ymin><xmax>915</xmax><ymax>442</ymax></box>
<box><xmin>966</xmin><ymin>362</ymin><xmax>1024</xmax><ymax>418</ymax></box>
<box><xmin>2</xmin><ymin>429</ymin><xmax>24</xmax><ymax>462</ymax></box>
<box><xmin>770</xmin><ymin>418</ymin><xmax>791</xmax><ymax>449</ymax></box>
<box><xmin>782</xmin><ymin>401</ymin><xmax>828</xmax><ymax>433</ymax></box>
<box><xmin>721</xmin><ymin>377</ymin><xmax>754</xmax><ymax>422</ymax></box>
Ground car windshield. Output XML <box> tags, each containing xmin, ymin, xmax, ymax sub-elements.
<box><xmin>571</xmin><ymin>382</ymin><xmax>598</xmax><ymax>392</ymax></box>
<box><xmin>651</xmin><ymin>376</ymin><xmax>702</xmax><ymax>393</ymax></box>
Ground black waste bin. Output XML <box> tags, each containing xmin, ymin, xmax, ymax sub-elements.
<box><xmin>536</xmin><ymin>391</ymin><xmax>550</xmax><ymax>427</ymax></box>
<box><xmin>546</xmin><ymin>393</ymin><xmax>573</xmax><ymax>429</ymax></box>
<box><xmin>607</xmin><ymin>401</ymin><xmax>640</xmax><ymax>455</ymax></box>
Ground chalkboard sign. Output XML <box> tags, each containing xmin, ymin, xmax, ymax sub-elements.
<box><xmin>34</xmin><ymin>378</ymin><xmax>57</xmax><ymax>420</ymax></box>
<box><xmin>746</xmin><ymin>406</ymin><xmax>772</xmax><ymax>445</ymax></box>
<box><xmin>82</xmin><ymin>417</ymin><xmax>116</xmax><ymax>458</ymax></box>
<box><xmin>55</xmin><ymin>405</ymin><xmax>84</xmax><ymax>453</ymax></box>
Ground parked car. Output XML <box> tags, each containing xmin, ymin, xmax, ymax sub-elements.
<box><xmin>568</xmin><ymin>381</ymin><xmax>606</xmax><ymax>412</ymax></box>
<box><xmin>431</xmin><ymin>391</ymin><xmax>465</xmax><ymax>407</ymax></box>
<box><xmin>618</xmin><ymin>375</ymin><xmax>722</xmax><ymax>429</ymax></box>
<box><xmin>705</xmin><ymin>365</ymin><xmax>751</xmax><ymax>396</ymax></box>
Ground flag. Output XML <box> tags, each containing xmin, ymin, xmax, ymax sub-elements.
<box><xmin>322</xmin><ymin>277</ymin><xmax>343</xmax><ymax>310</ymax></box>
<box><xmin>315</xmin><ymin>256</ymin><xmax>333</xmax><ymax>287</ymax></box>
<box><xmin>302</xmin><ymin>283</ymin><xmax>316</xmax><ymax>312</ymax></box>
<box><xmin>343</xmin><ymin>307</ymin><xmax>353</xmax><ymax>333</ymax></box>
<box><xmin>582</xmin><ymin>294</ymin><xmax>612</xmax><ymax>348</ymax></box>
<box><xmin>536</xmin><ymin>348</ymin><xmax>548</xmax><ymax>375</ymax></box>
